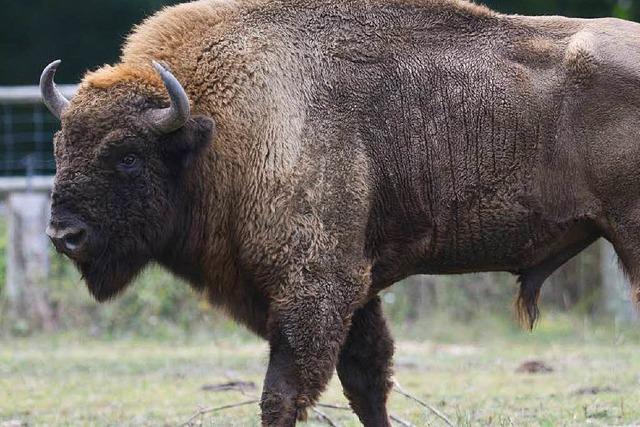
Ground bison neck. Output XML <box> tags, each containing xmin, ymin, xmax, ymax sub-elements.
<box><xmin>154</xmin><ymin>155</ymin><xmax>271</xmax><ymax>337</ymax></box>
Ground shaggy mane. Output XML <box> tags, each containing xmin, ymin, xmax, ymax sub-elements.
<box><xmin>401</xmin><ymin>0</ymin><xmax>494</xmax><ymax>17</ymax></box>
<box><xmin>122</xmin><ymin>0</ymin><xmax>239</xmax><ymax>66</ymax></box>
<box><xmin>120</xmin><ymin>0</ymin><xmax>493</xmax><ymax>65</ymax></box>
<box><xmin>83</xmin><ymin>64</ymin><xmax>162</xmax><ymax>89</ymax></box>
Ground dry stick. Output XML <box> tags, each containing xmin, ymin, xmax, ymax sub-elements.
<box><xmin>389</xmin><ymin>414</ymin><xmax>415</xmax><ymax>427</ymax></box>
<box><xmin>317</xmin><ymin>402</ymin><xmax>351</xmax><ymax>411</ymax></box>
<box><xmin>312</xmin><ymin>407</ymin><xmax>340</xmax><ymax>427</ymax></box>
<box><xmin>182</xmin><ymin>390</ymin><xmax>415</xmax><ymax>427</ymax></box>
<box><xmin>393</xmin><ymin>381</ymin><xmax>454</xmax><ymax>427</ymax></box>
<box><xmin>317</xmin><ymin>402</ymin><xmax>415</xmax><ymax>427</ymax></box>
<box><xmin>181</xmin><ymin>399</ymin><xmax>259</xmax><ymax>426</ymax></box>
<box><xmin>183</xmin><ymin>399</ymin><xmax>340</xmax><ymax>427</ymax></box>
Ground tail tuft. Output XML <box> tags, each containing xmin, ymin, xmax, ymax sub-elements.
<box><xmin>515</xmin><ymin>276</ymin><xmax>541</xmax><ymax>331</ymax></box>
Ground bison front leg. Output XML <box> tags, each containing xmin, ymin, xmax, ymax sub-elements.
<box><xmin>260</xmin><ymin>276</ymin><xmax>361</xmax><ymax>427</ymax></box>
<box><xmin>337</xmin><ymin>296</ymin><xmax>394</xmax><ymax>427</ymax></box>
<box><xmin>260</xmin><ymin>330</ymin><xmax>306</xmax><ymax>426</ymax></box>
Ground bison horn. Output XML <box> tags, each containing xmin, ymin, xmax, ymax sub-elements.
<box><xmin>40</xmin><ymin>60</ymin><xmax>70</xmax><ymax>120</ymax></box>
<box><xmin>146</xmin><ymin>61</ymin><xmax>190</xmax><ymax>134</ymax></box>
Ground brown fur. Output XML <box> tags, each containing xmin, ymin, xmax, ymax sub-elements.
<box><xmin>48</xmin><ymin>0</ymin><xmax>640</xmax><ymax>425</ymax></box>
<box><xmin>84</xmin><ymin>64</ymin><xmax>163</xmax><ymax>89</ymax></box>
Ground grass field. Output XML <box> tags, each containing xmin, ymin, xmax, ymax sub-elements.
<box><xmin>1</xmin><ymin>315</ymin><xmax>639</xmax><ymax>427</ymax></box>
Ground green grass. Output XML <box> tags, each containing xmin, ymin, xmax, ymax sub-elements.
<box><xmin>1</xmin><ymin>317</ymin><xmax>639</xmax><ymax>426</ymax></box>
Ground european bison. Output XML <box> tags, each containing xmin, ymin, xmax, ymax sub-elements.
<box><xmin>41</xmin><ymin>0</ymin><xmax>639</xmax><ymax>425</ymax></box>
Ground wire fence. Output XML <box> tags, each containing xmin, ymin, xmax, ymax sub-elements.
<box><xmin>0</xmin><ymin>85</ymin><xmax>76</xmax><ymax>177</ymax></box>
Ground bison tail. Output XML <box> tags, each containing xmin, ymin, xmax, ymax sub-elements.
<box><xmin>515</xmin><ymin>275</ymin><xmax>541</xmax><ymax>331</ymax></box>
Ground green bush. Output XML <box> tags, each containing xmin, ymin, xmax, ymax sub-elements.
<box><xmin>47</xmin><ymin>253</ymin><xmax>225</xmax><ymax>338</ymax></box>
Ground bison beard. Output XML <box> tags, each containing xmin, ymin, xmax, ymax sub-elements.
<box><xmin>77</xmin><ymin>245</ymin><xmax>150</xmax><ymax>302</ymax></box>
<box><xmin>79</xmin><ymin>260</ymin><xmax>144</xmax><ymax>302</ymax></box>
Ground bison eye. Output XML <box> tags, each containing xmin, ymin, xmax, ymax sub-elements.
<box><xmin>119</xmin><ymin>153</ymin><xmax>140</xmax><ymax>171</ymax></box>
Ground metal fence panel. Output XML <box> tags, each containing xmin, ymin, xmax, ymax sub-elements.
<box><xmin>0</xmin><ymin>85</ymin><xmax>77</xmax><ymax>177</ymax></box>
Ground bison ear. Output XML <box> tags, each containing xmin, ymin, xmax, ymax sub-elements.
<box><xmin>164</xmin><ymin>115</ymin><xmax>216</xmax><ymax>167</ymax></box>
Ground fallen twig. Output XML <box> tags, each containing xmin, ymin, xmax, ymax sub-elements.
<box><xmin>317</xmin><ymin>402</ymin><xmax>414</xmax><ymax>427</ymax></box>
<box><xmin>393</xmin><ymin>381</ymin><xmax>454</xmax><ymax>427</ymax></box>
<box><xmin>312</xmin><ymin>407</ymin><xmax>340</xmax><ymax>427</ymax></box>
<box><xmin>201</xmin><ymin>381</ymin><xmax>256</xmax><ymax>393</ymax></box>
<box><xmin>389</xmin><ymin>414</ymin><xmax>415</xmax><ymax>427</ymax></box>
<box><xmin>182</xmin><ymin>399</ymin><xmax>259</xmax><ymax>426</ymax></box>
<box><xmin>182</xmin><ymin>384</ymin><xmax>422</xmax><ymax>427</ymax></box>
<box><xmin>317</xmin><ymin>402</ymin><xmax>351</xmax><ymax>411</ymax></box>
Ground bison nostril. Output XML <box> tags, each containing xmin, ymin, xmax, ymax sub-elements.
<box><xmin>63</xmin><ymin>229</ymin><xmax>86</xmax><ymax>251</ymax></box>
<box><xmin>46</xmin><ymin>223</ymin><xmax>89</xmax><ymax>257</ymax></box>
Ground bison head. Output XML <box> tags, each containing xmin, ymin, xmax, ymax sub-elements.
<box><xmin>41</xmin><ymin>60</ymin><xmax>215</xmax><ymax>301</ymax></box>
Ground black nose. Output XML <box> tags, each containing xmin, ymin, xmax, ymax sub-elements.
<box><xmin>46</xmin><ymin>221</ymin><xmax>89</xmax><ymax>258</ymax></box>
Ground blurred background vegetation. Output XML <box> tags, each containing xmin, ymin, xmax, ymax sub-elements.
<box><xmin>0</xmin><ymin>0</ymin><xmax>639</xmax><ymax>340</ymax></box>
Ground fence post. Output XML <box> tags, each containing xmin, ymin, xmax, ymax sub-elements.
<box><xmin>5</xmin><ymin>192</ymin><xmax>55</xmax><ymax>332</ymax></box>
